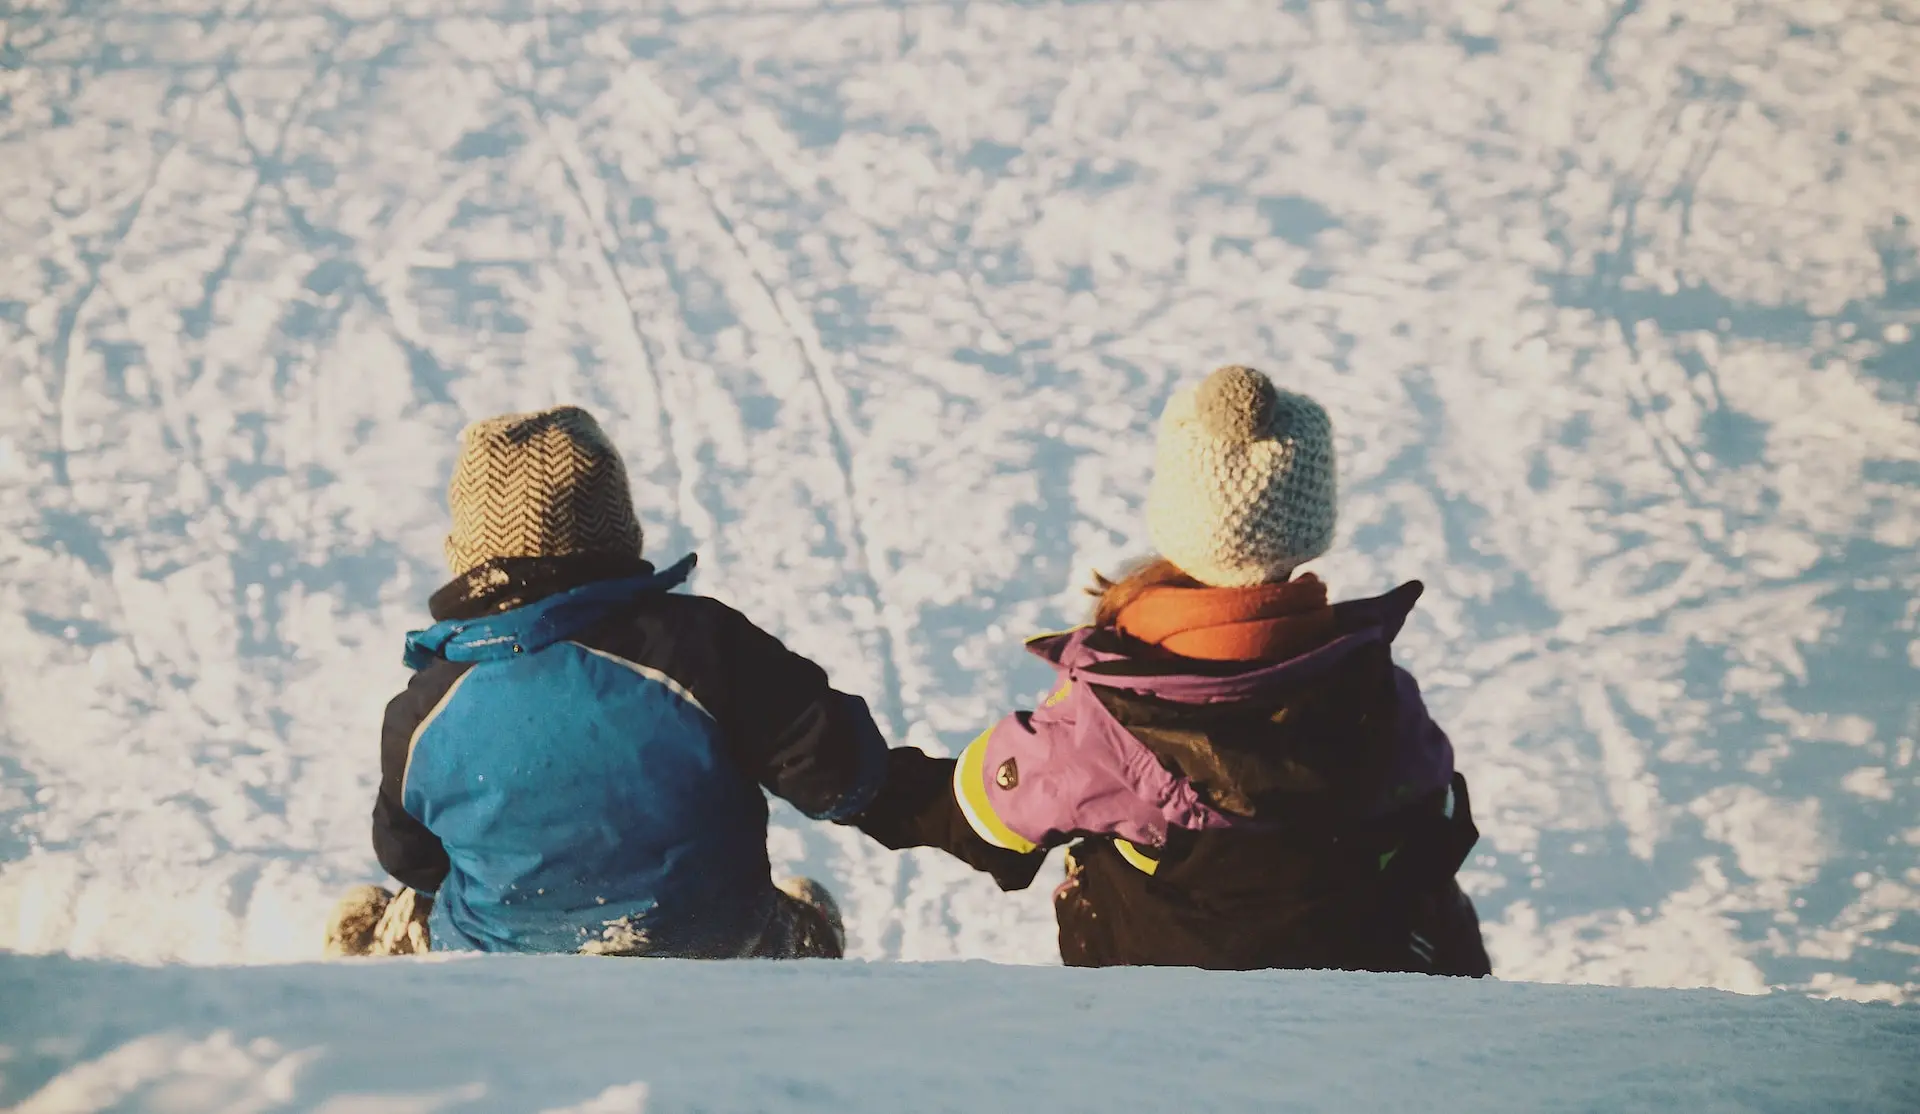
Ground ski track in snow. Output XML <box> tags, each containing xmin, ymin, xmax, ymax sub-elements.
<box><xmin>0</xmin><ymin>0</ymin><xmax>1916</xmax><ymax>998</ymax></box>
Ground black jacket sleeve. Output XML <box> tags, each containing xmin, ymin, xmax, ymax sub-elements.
<box><xmin>851</xmin><ymin>747</ymin><xmax>1049</xmax><ymax>891</ymax></box>
<box><xmin>372</xmin><ymin>665</ymin><xmax>461</xmax><ymax>894</ymax></box>
<box><xmin>696</xmin><ymin>604</ymin><xmax>889</xmax><ymax>822</ymax></box>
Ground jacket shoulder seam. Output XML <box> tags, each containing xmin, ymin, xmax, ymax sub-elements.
<box><xmin>566</xmin><ymin>641</ymin><xmax>715</xmax><ymax>720</ymax></box>
<box><xmin>404</xmin><ymin>667</ymin><xmax>478</xmax><ymax>796</ymax></box>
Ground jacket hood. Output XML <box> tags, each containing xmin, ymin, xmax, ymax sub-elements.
<box><xmin>1032</xmin><ymin>581</ymin><xmax>1426</xmax><ymax>701</ymax></box>
<box><xmin>404</xmin><ymin>553</ymin><xmax>696</xmax><ymax>670</ymax></box>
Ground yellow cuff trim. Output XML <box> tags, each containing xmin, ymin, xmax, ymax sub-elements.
<box><xmin>953</xmin><ymin>729</ymin><xmax>1039</xmax><ymax>854</ymax></box>
<box><xmin>1023</xmin><ymin>626</ymin><xmax>1086</xmax><ymax>645</ymax></box>
<box><xmin>1114</xmin><ymin>838</ymin><xmax>1161</xmax><ymax>876</ymax></box>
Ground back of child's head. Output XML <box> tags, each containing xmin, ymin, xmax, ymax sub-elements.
<box><xmin>1145</xmin><ymin>366</ymin><xmax>1336</xmax><ymax>588</ymax></box>
<box><xmin>445</xmin><ymin>406</ymin><xmax>644</xmax><ymax>576</ymax></box>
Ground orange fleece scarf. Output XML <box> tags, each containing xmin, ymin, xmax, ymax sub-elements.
<box><xmin>1116</xmin><ymin>574</ymin><xmax>1338</xmax><ymax>663</ymax></box>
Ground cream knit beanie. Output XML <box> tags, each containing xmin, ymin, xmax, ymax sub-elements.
<box><xmin>444</xmin><ymin>406</ymin><xmax>644</xmax><ymax>576</ymax></box>
<box><xmin>1146</xmin><ymin>366</ymin><xmax>1336</xmax><ymax>587</ymax></box>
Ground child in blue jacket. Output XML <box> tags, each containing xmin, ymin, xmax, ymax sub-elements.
<box><xmin>324</xmin><ymin>406</ymin><xmax>886</xmax><ymax>958</ymax></box>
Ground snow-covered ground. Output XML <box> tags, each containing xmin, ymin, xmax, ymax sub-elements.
<box><xmin>1</xmin><ymin>0</ymin><xmax>1917</xmax><ymax>1019</ymax></box>
<box><xmin>3</xmin><ymin>953</ymin><xmax>1917</xmax><ymax>1113</ymax></box>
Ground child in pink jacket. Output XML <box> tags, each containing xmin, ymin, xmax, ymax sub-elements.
<box><xmin>859</xmin><ymin>368</ymin><xmax>1491</xmax><ymax>973</ymax></box>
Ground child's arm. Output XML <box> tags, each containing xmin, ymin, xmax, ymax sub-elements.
<box><xmin>856</xmin><ymin>684</ymin><xmax>1163</xmax><ymax>891</ymax></box>
<box><xmin>372</xmin><ymin>672</ymin><xmax>454</xmax><ymax>894</ymax></box>
<box><xmin>702</xmin><ymin>606</ymin><xmax>891</xmax><ymax>823</ymax></box>
<box><xmin>950</xmin><ymin>700</ymin><xmax>1179</xmax><ymax>855</ymax></box>
<box><xmin>702</xmin><ymin>604</ymin><xmax>1047</xmax><ymax>887</ymax></box>
<box><xmin>849</xmin><ymin>747</ymin><xmax>1050</xmax><ymax>891</ymax></box>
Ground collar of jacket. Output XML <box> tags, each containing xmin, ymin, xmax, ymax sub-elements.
<box><xmin>430</xmin><ymin>551</ymin><xmax>660</xmax><ymax>621</ymax></box>
<box><xmin>404</xmin><ymin>553</ymin><xmax>697</xmax><ymax>670</ymax></box>
<box><xmin>1030</xmin><ymin>580</ymin><xmax>1426</xmax><ymax>703</ymax></box>
<box><xmin>1115</xmin><ymin>574</ymin><xmax>1337</xmax><ymax>662</ymax></box>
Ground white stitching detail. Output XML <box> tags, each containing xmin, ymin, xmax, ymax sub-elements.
<box><xmin>567</xmin><ymin>642</ymin><xmax>714</xmax><ymax>720</ymax></box>
<box><xmin>405</xmin><ymin>669</ymin><xmax>476</xmax><ymax>793</ymax></box>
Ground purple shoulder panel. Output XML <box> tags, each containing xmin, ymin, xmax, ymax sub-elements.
<box><xmin>957</xmin><ymin>583</ymin><xmax>1454</xmax><ymax>849</ymax></box>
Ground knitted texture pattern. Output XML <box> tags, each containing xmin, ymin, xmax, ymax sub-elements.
<box><xmin>444</xmin><ymin>406</ymin><xmax>644</xmax><ymax>576</ymax></box>
<box><xmin>1146</xmin><ymin>366</ymin><xmax>1337</xmax><ymax>587</ymax></box>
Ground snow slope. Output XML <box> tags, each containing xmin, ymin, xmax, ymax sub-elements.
<box><xmin>0</xmin><ymin>0</ymin><xmax>1917</xmax><ymax>1002</ymax></box>
<box><xmin>3</xmin><ymin>953</ymin><xmax>1917</xmax><ymax>1113</ymax></box>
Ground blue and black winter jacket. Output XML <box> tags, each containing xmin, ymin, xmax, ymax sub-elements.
<box><xmin>373</xmin><ymin>552</ymin><xmax>888</xmax><ymax>956</ymax></box>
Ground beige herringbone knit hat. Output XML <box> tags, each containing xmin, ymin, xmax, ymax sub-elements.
<box><xmin>444</xmin><ymin>406</ymin><xmax>644</xmax><ymax>576</ymax></box>
<box><xmin>1146</xmin><ymin>366</ymin><xmax>1336</xmax><ymax>587</ymax></box>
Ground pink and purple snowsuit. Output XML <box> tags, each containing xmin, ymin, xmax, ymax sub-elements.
<box><xmin>859</xmin><ymin>581</ymin><xmax>1492</xmax><ymax>973</ymax></box>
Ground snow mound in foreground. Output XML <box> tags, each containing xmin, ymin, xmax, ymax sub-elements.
<box><xmin>2</xmin><ymin>954</ymin><xmax>1914</xmax><ymax>1113</ymax></box>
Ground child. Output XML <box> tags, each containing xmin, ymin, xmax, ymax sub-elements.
<box><xmin>871</xmin><ymin>367</ymin><xmax>1492</xmax><ymax>973</ymax></box>
<box><xmin>324</xmin><ymin>406</ymin><xmax>886</xmax><ymax>959</ymax></box>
